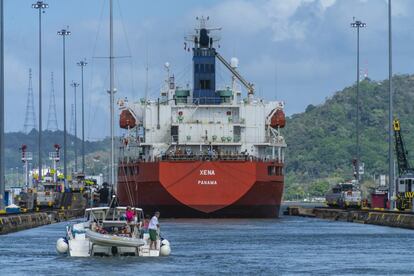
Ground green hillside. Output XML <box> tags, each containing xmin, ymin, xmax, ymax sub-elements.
<box><xmin>283</xmin><ymin>74</ymin><xmax>414</xmax><ymax>199</ymax></box>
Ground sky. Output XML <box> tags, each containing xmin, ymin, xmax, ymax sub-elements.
<box><xmin>3</xmin><ymin>0</ymin><xmax>414</xmax><ymax>140</ymax></box>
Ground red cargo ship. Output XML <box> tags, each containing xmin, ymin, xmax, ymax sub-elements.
<box><xmin>117</xmin><ymin>17</ymin><xmax>286</xmax><ymax>217</ymax></box>
<box><xmin>118</xmin><ymin>160</ymin><xmax>284</xmax><ymax>218</ymax></box>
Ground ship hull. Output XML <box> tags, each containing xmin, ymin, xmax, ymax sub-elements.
<box><xmin>117</xmin><ymin>160</ymin><xmax>284</xmax><ymax>218</ymax></box>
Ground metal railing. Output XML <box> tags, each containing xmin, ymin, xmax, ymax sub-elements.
<box><xmin>170</xmin><ymin>135</ymin><xmax>242</xmax><ymax>144</ymax></box>
<box><xmin>118</xmin><ymin>154</ymin><xmax>283</xmax><ymax>164</ymax></box>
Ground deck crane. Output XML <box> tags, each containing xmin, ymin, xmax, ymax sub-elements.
<box><xmin>215</xmin><ymin>52</ymin><xmax>255</xmax><ymax>97</ymax></box>
<box><xmin>393</xmin><ymin>119</ymin><xmax>414</xmax><ymax>210</ymax></box>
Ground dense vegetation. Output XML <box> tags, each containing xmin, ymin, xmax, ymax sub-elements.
<box><xmin>283</xmin><ymin>75</ymin><xmax>414</xmax><ymax>199</ymax></box>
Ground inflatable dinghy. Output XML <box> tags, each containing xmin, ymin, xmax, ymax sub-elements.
<box><xmin>85</xmin><ymin>229</ymin><xmax>145</xmax><ymax>248</ymax></box>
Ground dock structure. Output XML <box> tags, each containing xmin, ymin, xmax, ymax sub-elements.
<box><xmin>0</xmin><ymin>189</ymin><xmax>88</xmax><ymax>235</ymax></box>
<box><xmin>286</xmin><ymin>206</ymin><xmax>414</xmax><ymax>229</ymax></box>
<box><xmin>0</xmin><ymin>209</ymin><xmax>84</xmax><ymax>235</ymax></box>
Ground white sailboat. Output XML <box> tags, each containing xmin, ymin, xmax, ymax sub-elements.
<box><xmin>55</xmin><ymin>0</ymin><xmax>171</xmax><ymax>257</ymax></box>
<box><xmin>56</xmin><ymin>204</ymin><xmax>170</xmax><ymax>257</ymax></box>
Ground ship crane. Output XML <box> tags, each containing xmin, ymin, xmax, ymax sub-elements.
<box><xmin>215</xmin><ymin>52</ymin><xmax>255</xmax><ymax>96</ymax></box>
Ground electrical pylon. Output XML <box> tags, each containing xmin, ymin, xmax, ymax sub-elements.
<box><xmin>23</xmin><ymin>68</ymin><xmax>37</xmax><ymax>133</ymax></box>
<box><xmin>47</xmin><ymin>72</ymin><xmax>58</xmax><ymax>131</ymax></box>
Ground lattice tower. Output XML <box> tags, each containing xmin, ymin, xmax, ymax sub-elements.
<box><xmin>47</xmin><ymin>72</ymin><xmax>59</xmax><ymax>131</ymax></box>
<box><xmin>23</xmin><ymin>68</ymin><xmax>37</xmax><ymax>133</ymax></box>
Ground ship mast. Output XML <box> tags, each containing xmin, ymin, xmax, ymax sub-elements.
<box><xmin>109</xmin><ymin>0</ymin><xmax>116</xmax><ymax>190</ymax></box>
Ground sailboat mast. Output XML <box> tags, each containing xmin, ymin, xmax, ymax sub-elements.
<box><xmin>145</xmin><ymin>46</ymin><xmax>148</xmax><ymax>101</ymax></box>
<box><xmin>0</xmin><ymin>0</ymin><xmax>4</xmax><ymax>211</ymax></box>
<box><xmin>109</xmin><ymin>0</ymin><xmax>115</xmax><ymax>189</ymax></box>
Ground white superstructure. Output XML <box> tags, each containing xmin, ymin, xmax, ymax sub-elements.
<box><xmin>118</xmin><ymin>17</ymin><xmax>286</xmax><ymax>163</ymax></box>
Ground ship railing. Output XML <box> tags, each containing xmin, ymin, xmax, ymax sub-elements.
<box><xmin>160</xmin><ymin>154</ymin><xmax>282</xmax><ymax>162</ymax></box>
<box><xmin>161</xmin><ymin>154</ymin><xmax>247</xmax><ymax>161</ymax></box>
<box><xmin>172</xmin><ymin>119</ymin><xmax>245</xmax><ymax>125</ymax></box>
<box><xmin>118</xmin><ymin>155</ymin><xmax>283</xmax><ymax>164</ymax></box>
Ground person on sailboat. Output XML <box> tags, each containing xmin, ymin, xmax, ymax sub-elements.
<box><xmin>125</xmin><ymin>206</ymin><xmax>135</xmax><ymax>222</ymax></box>
<box><xmin>149</xmin><ymin>211</ymin><xmax>160</xmax><ymax>250</ymax></box>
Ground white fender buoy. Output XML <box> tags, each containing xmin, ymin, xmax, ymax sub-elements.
<box><xmin>56</xmin><ymin>237</ymin><xmax>68</xmax><ymax>254</ymax></box>
<box><xmin>160</xmin><ymin>239</ymin><xmax>171</xmax><ymax>256</ymax></box>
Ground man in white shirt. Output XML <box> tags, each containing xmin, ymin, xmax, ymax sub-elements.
<box><xmin>148</xmin><ymin>211</ymin><xmax>160</xmax><ymax>250</ymax></box>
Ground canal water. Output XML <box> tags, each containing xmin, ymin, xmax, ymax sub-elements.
<box><xmin>0</xmin><ymin>215</ymin><xmax>413</xmax><ymax>275</ymax></box>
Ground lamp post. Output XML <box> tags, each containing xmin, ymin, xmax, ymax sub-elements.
<box><xmin>71</xmin><ymin>81</ymin><xmax>79</xmax><ymax>173</ymax></box>
<box><xmin>109</xmin><ymin>0</ymin><xmax>116</xmax><ymax>190</ymax></box>
<box><xmin>32</xmin><ymin>1</ymin><xmax>48</xmax><ymax>185</ymax></box>
<box><xmin>351</xmin><ymin>18</ymin><xmax>366</xmax><ymax>184</ymax></box>
<box><xmin>388</xmin><ymin>0</ymin><xmax>394</xmax><ymax>209</ymax></box>
<box><xmin>57</xmin><ymin>28</ymin><xmax>70</xmax><ymax>187</ymax></box>
<box><xmin>77</xmin><ymin>60</ymin><xmax>87</xmax><ymax>173</ymax></box>
<box><xmin>0</xmin><ymin>0</ymin><xmax>5</xmax><ymax>210</ymax></box>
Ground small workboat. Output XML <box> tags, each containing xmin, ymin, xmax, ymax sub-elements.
<box><xmin>56</xmin><ymin>205</ymin><xmax>171</xmax><ymax>257</ymax></box>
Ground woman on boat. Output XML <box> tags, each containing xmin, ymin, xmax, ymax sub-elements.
<box><xmin>125</xmin><ymin>206</ymin><xmax>135</xmax><ymax>223</ymax></box>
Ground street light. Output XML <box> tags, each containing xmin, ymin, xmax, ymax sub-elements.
<box><xmin>350</xmin><ymin>18</ymin><xmax>366</xmax><ymax>184</ymax></box>
<box><xmin>0</xmin><ymin>0</ymin><xmax>5</xmax><ymax>210</ymax></box>
<box><xmin>57</xmin><ymin>28</ymin><xmax>70</xmax><ymax>187</ymax></box>
<box><xmin>77</xmin><ymin>60</ymin><xmax>87</xmax><ymax>173</ymax></box>
<box><xmin>71</xmin><ymin>81</ymin><xmax>79</xmax><ymax>173</ymax></box>
<box><xmin>388</xmin><ymin>0</ymin><xmax>394</xmax><ymax>210</ymax></box>
<box><xmin>32</xmin><ymin>1</ymin><xmax>48</xmax><ymax>185</ymax></box>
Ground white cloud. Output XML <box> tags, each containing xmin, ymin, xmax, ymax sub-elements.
<box><xmin>265</xmin><ymin>0</ymin><xmax>337</xmax><ymax>41</ymax></box>
<box><xmin>320</xmin><ymin>0</ymin><xmax>337</xmax><ymax>10</ymax></box>
<box><xmin>193</xmin><ymin>0</ymin><xmax>338</xmax><ymax>42</ymax></box>
<box><xmin>190</xmin><ymin>0</ymin><xmax>269</xmax><ymax>35</ymax></box>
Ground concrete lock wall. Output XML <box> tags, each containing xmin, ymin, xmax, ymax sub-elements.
<box><xmin>287</xmin><ymin>206</ymin><xmax>414</xmax><ymax>230</ymax></box>
<box><xmin>0</xmin><ymin>213</ymin><xmax>51</xmax><ymax>235</ymax></box>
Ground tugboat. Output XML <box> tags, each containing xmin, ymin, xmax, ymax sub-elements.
<box><xmin>117</xmin><ymin>16</ymin><xmax>287</xmax><ymax>218</ymax></box>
